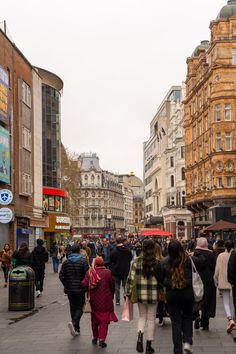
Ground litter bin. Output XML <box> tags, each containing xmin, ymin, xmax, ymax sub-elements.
<box><xmin>8</xmin><ymin>266</ymin><xmax>35</xmax><ymax>311</ymax></box>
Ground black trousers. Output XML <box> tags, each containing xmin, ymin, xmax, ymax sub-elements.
<box><xmin>166</xmin><ymin>288</ymin><xmax>194</xmax><ymax>354</ymax></box>
<box><xmin>232</xmin><ymin>286</ymin><xmax>236</xmax><ymax>318</ymax></box>
<box><xmin>67</xmin><ymin>293</ymin><xmax>85</xmax><ymax>332</ymax></box>
<box><xmin>35</xmin><ymin>269</ymin><xmax>45</xmax><ymax>292</ymax></box>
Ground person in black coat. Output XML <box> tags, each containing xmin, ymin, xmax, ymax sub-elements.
<box><xmin>59</xmin><ymin>244</ymin><xmax>89</xmax><ymax>337</ymax></box>
<box><xmin>31</xmin><ymin>239</ymin><xmax>49</xmax><ymax>297</ymax></box>
<box><xmin>156</xmin><ymin>240</ymin><xmax>204</xmax><ymax>354</ymax></box>
<box><xmin>193</xmin><ymin>237</ymin><xmax>216</xmax><ymax>330</ymax></box>
<box><xmin>12</xmin><ymin>242</ymin><xmax>32</xmax><ymax>267</ymax></box>
<box><xmin>110</xmin><ymin>237</ymin><xmax>133</xmax><ymax>305</ymax></box>
<box><xmin>227</xmin><ymin>248</ymin><xmax>236</xmax><ymax>320</ymax></box>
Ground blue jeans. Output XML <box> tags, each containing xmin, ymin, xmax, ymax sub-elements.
<box><xmin>52</xmin><ymin>257</ymin><xmax>59</xmax><ymax>273</ymax></box>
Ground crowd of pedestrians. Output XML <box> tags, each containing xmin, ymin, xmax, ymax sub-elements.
<box><xmin>1</xmin><ymin>234</ymin><xmax>236</xmax><ymax>354</ymax></box>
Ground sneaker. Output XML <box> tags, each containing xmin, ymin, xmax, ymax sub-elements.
<box><xmin>116</xmin><ymin>301</ymin><xmax>120</xmax><ymax>306</ymax></box>
<box><xmin>183</xmin><ymin>342</ymin><xmax>193</xmax><ymax>354</ymax></box>
<box><xmin>227</xmin><ymin>319</ymin><xmax>236</xmax><ymax>333</ymax></box>
<box><xmin>194</xmin><ymin>317</ymin><xmax>200</xmax><ymax>330</ymax></box>
<box><xmin>36</xmin><ymin>290</ymin><xmax>41</xmax><ymax>298</ymax></box>
<box><xmin>158</xmin><ymin>320</ymin><xmax>164</xmax><ymax>327</ymax></box>
<box><xmin>74</xmin><ymin>331</ymin><xmax>80</xmax><ymax>336</ymax></box>
<box><xmin>68</xmin><ymin>322</ymin><xmax>77</xmax><ymax>337</ymax></box>
<box><xmin>92</xmin><ymin>338</ymin><xmax>98</xmax><ymax>345</ymax></box>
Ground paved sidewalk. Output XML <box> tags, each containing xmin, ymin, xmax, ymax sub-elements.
<box><xmin>0</xmin><ymin>264</ymin><xmax>236</xmax><ymax>353</ymax></box>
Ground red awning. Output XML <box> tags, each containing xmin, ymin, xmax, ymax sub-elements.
<box><xmin>204</xmin><ymin>220</ymin><xmax>236</xmax><ymax>231</ymax></box>
<box><xmin>139</xmin><ymin>229</ymin><xmax>172</xmax><ymax>237</ymax></box>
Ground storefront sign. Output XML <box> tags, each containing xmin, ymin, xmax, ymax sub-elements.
<box><xmin>0</xmin><ymin>66</ymin><xmax>9</xmax><ymax>125</ymax></box>
<box><xmin>0</xmin><ymin>126</ymin><xmax>10</xmax><ymax>184</ymax></box>
<box><xmin>0</xmin><ymin>207</ymin><xmax>13</xmax><ymax>223</ymax></box>
<box><xmin>56</xmin><ymin>216</ymin><xmax>70</xmax><ymax>224</ymax></box>
<box><xmin>55</xmin><ymin>225</ymin><xmax>70</xmax><ymax>230</ymax></box>
<box><xmin>0</xmin><ymin>189</ymin><xmax>13</xmax><ymax>205</ymax></box>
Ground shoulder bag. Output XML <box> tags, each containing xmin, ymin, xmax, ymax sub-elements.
<box><xmin>190</xmin><ymin>256</ymin><xmax>204</xmax><ymax>302</ymax></box>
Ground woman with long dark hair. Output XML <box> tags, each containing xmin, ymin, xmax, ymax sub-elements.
<box><xmin>1</xmin><ymin>243</ymin><xmax>12</xmax><ymax>287</ymax></box>
<box><xmin>156</xmin><ymin>240</ymin><xmax>203</xmax><ymax>354</ymax></box>
<box><xmin>12</xmin><ymin>242</ymin><xmax>32</xmax><ymax>267</ymax></box>
<box><xmin>126</xmin><ymin>238</ymin><xmax>159</xmax><ymax>354</ymax></box>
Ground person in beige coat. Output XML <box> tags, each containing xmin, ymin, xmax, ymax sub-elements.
<box><xmin>214</xmin><ymin>240</ymin><xmax>235</xmax><ymax>333</ymax></box>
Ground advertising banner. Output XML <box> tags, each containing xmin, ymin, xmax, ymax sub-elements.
<box><xmin>0</xmin><ymin>126</ymin><xmax>10</xmax><ymax>184</ymax></box>
<box><xmin>0</xmin><ymin>66</ymin><xmax>9</xmax><ymax>124</ymax></box>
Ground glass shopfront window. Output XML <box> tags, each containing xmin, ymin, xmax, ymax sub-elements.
<box><xmin>43</xmin><ymin>194</ymin><xmax>66</xmax><ymax>213</ymax></box>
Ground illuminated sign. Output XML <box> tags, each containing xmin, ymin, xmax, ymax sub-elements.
<box><xmin>0</xmin><ymin>66</ymin><xmax>9</xmax><ymax>124</ymax></box>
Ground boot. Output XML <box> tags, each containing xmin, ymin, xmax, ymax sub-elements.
<box><xmin>146</xmin><ymin>340</ymin><xmax>155</xmax><ymax>354</ymax></box>
<box><xmin>136</xmin><ymin>331</ymin><xmax>144</xmax><ymax>353</ymax></box>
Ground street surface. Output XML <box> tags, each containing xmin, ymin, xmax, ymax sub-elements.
<box><xmin>0</xmin><ymin>263</ymin><xmax>236</xmax><ymax>354</ymax></box>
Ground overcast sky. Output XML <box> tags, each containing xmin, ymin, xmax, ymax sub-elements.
<box><xmin>1</xmin><ymin>0</ymin><xmax>226</xmax><ymax>178</ymax></box>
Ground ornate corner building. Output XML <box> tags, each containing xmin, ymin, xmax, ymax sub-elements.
<box><xmin>184</xmin><ymin>0</ymin><xmax>236</xmax><ymax>233</ymax></box>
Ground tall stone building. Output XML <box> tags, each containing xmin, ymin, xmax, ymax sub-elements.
<box><xmin>75</xmin><ymin>153</ymin><xmax>125</xmax><ymax>237</ymax></box>
<box><xmin>144</xmin><ymin>86</ymin><xmax>191</xmax><ymax>238</ymax></box>
<box><xmin>184</xmin><ymin>0</ymin><xmax>236</xmax><ymax>234</ymax></box>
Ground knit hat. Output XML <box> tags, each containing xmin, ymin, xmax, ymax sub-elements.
<box><xmin>37</xmin><ymin>238</ymin><xmax>44</xmax><ymax>246</ymax></box>
<box><xmin>94</xmin><ymin>256</ymin><xmax>104</xmax><ymax>267</ymax></box>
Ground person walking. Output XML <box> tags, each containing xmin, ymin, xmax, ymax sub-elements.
<box><xmin>228</xmin><ymin>245</ymin><xmax>236</xmax><ymax>325</ymax></box>
<box><xmin>59</xmin><ymin>244</ymin><xmax>89</xmax><ymax>337</ymax></box>
<box><xmin>50</xmin><ymin>241</ymin><xmax>60</xmax><ymax>273</ymax></box>
<box><xmin>193</xmin><ymin>237</ymin><xmax>216</xmax><ymax>331</ymax></box>
<box><xmin>214</xmin><ymin>240</ymin><xmax>235</xmax><ymax>333</ymax></box>
<box><xmin>31</xmin><ymin>239</ymin><xmax>49</xmax><ymax>297</ymax></box>
<box><xmin>1</xmin><ymin>243</ymin><xmax>12</xmax><ymax>287</ymax></box>
<box><xmin>82</xmin><ymin>256</ymin><xmax>117</xmax><ymax>348</ymax></box>
<box><xmin>126</xmin><ymin>239</ymin><xmax>159</xmax><ymax>354</ymax></box>
<box><xmin>110</xmin><ymin>237</ymin><xmax>133</xmax><ymax>306</ymax></box>
<box><xmin>12</xmin><ymin>242</ymin><xmax>32</xmax><ymax>267</ymax></box>
<box><xmin>157</xmin><ymin>239</ymin><xmax>203</xmax><ymax>354</ymax></box>
<box><xmin>98</xmin><ymin>239</ymin><xmax>112</xmax><ymax>268</ymax></box>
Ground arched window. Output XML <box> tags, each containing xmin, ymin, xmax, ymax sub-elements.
<box><xmin>171</xmin><ymin>175</ymin><xmax>174</xmax><ymax>187</ymax></box>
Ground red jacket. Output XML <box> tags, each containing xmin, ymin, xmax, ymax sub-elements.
<box><xmin>82</xmin><ymin>266</ymin><xmax>115</xmax><ymax>312</ymax></box>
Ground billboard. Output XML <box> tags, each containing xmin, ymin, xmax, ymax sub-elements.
<box><xmin>0</xmin><ymin>66</ymin><xmax>9</xmax><ymax>125</ymax></box>
<box><xmin>0</xmin><ymin>126</ymin><xmax>10</xmax><ymax>184</ymax></box>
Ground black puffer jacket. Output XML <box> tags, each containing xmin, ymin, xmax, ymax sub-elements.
<box><xmin>110</xmin><ymin>246</ymin><xmax>133</xmax><ymax>277</ymax></box>
<box><xmin>12</xmin><ymin>250</ymin><xmax>32</xmax><ymax>267</ymax></box>
<box><xmin>59</xmin><ymin>253</ymin><xmax>89</xmax><ymax>294</ymax></box>
<box><xmin>228</xmin><ymin>249</ymin><xmax>236</xmax><ymax>286</ymax></box>
<box><xmin>31</xmin><ymin>246</ymin><xmax>49</xmax><ymax>270</ymax></box>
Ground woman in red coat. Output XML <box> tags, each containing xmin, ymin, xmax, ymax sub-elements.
<box><xmin>82</xmin><ymin>256</ymin><xmax>118</xmax><ymax>348</ymax></box>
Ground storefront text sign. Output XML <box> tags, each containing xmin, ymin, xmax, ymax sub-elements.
<box><xmin>0</xmin><ymin>207</ymin><xmax>13</xmax><ymax>223</ymax></box>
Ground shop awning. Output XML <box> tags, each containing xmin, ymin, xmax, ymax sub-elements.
<box><xmin>204</xmin><ymin>219</ymin><xmax>236</xmax><ymax>232</ymax></box>
<box><xmin>139</xmin><ymin>229</ymin><xmax>172</xmax><ymax>237</ymax></box>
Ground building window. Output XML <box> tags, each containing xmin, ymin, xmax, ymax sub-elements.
<box><xmin>22</xmin><ymin>81</ymin><xmax>31</xmax><ymax>108</ymax></box>
<box><xmin>199</xmin><ymin>120</ymin><xmax>202</xmax><ymax>136</ymax></box>
<box><xmin>171</xmin><ymin>175</ymin><xmax>174</xmax><ymax>187</ymax></box>
<box><xmin>205</xmin><ymin>114</ymin><xmax>208</xmax><ymax>131</ymax></box>
<box><xmin>216</xmin><ymin>133</ymin><xmax>221</xmax><ymax>151</ymax></box>
<box><xmin>226</xmin><ymin>176</ymin><xmax>233</xmax><ymax>187</ymax></box>
<box><xmin>170</xmin><ymin>156</ymin><xmax>174</xmax><ymax>167</ymax></box>
<box><xmin>181</xmin><ymin>167</ymin><xmax>185</xmax><ymax>181</ymax></box>
<box><xmin>205</xmin><ymin>141</ymin><xmax>209</xmax><ymax>155</ymax></box>
<box><xmin>22</xmin><ymin>127</ymin><xmax>31</xmax><ymax>151</ymax></box>
<box><xmin>232</xmin><ymin>48</ymin><xmax>236</xmax><ymax>65</ymax></box>
<box><xmin>225</xmin><ymin>132</ymin><xmax>232</xmax><ymax>151</ymax></box>
<box><xmin>193</xmin><ymin>125</ymin><xmax>196</xmax><ymax>140</ymax></box>
<box><xmin>181</xmin><ymin>146</ymin><xmax>185</xmax><ymax>159</ymax></box>
<box><xmin>205</xmin><ymin>170</ymin><xmax>210</xmax><ymax>190</ymax></box>
<box><xmin>199</xmin><ymin>145</ymin><xmax>203</xmax><ymax>159</ymax></box>
<box><xmin>22</xmin><ymin>173</ymin><xmax>32</xmax><ymax>195</ymax></box>
<box><xmin>224</xmin><ymin>104</ymin><xmax>231</xmax><ymax>121</ymax></box>
<box><xmin>217</xmin><ymin>177</ymin><xmax>223</xmax><ymax>188</ymax></box>
<box><xmin>215</xmin><ymin>104</ymin><xmax>221</xmax><ymax>122</ymax></box>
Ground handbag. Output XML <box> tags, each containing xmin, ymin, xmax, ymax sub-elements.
<box><xmin>190</xmin><ymin>256</ymin><xmax>204</xmax><ymax>302</ymax></box>
<box><xmin>83</xmin><ymin>296</ymin><xmax>92</xmax><ymax>313</ymax></box>
<box><xmin>130</xmin><ymin>273</ymin><xmax>138</xmax><ymax>304</ymax></box>
<box><xmin>121</xmin><ymin>297</ymin><xmax>133</xmax><ymax>321</ymax></box>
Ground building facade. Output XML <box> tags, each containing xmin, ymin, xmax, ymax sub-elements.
<box><xmin>37</xmin><ymin>68</ymin><xmax>70</xmax><ymax>246</ymax></box>
<box><xmin>0</xmin><ymin>25</ymin><xmax>46</xmax><ymax>249</ymax></box>
<box><xmin>74</xmin><ymin>153</ymin><xmax>125</xmax><ymax>237</ymax></box>
<box><xmin>184</xmin><ymin>0</ymin><xmax>236</xmax><ymax>234</ymax></box>
<box><xmin>144</xmin><ymin>86</ymin><xmax>192</xmax><ymax>239</ymax></box>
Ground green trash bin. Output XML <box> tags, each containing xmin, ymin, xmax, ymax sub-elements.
<box><xmin>8</xmin><ymin>266</ymin><xmax>35</xmax><ymax>311</ymax></box>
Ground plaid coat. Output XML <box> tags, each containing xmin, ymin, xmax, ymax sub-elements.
<box><xmin>126</xmin><ymin>256</ymin><xmax>158</xmax><ymax>304</ymax></box>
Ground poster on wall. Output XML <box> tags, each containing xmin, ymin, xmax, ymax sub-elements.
<box><xmin>0</xmin><ymin>126</ymin><xmax>10</xmax><ymax>184</ymax></box>
<box><xmin>0</xmin><ymin>66</ymin><xmax>9</xmax><ymax>125</ymax></box>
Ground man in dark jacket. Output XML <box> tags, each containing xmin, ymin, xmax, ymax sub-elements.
<box><xmin>110</xmin><ymin>237</ymin><xmax>133</xmax><ymax>305</ymax></box>
<box><xmin>228</xmin><ymin>249</ymin><xmax>236</xmax><ymax>320</ymax></box>
<box><xmin>59</xmin><ymin>244</ymin><xmax>89</xmax><ymax>337</ymax></box>
<box><xmin>31</xmin><ymin>239</ymin><xmax>49</xmax><ymax>297</ymax></box>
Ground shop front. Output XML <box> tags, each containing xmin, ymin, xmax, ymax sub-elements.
<box><xmin>43</xmin><ymin>214</ymin><xmax>71</xmax><ymax>249</ymax></box>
